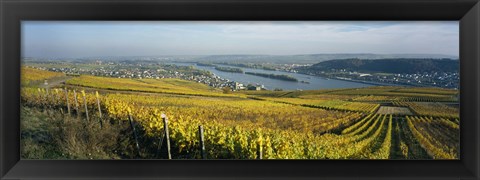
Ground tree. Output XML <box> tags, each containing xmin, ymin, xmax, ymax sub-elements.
<box><xmin>222</xmin><ymin>86</ymin><xmax>232</xmax><ymax>94</ymax></box>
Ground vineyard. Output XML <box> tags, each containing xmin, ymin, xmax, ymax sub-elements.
<box><xmin>393</xmin><ymin>102</ymin><xmax>459</xmax><ymax>119</ymax></box>
<box><xmin>65</xmin><ymin>75</ymin><xmax>241</xmax><ymax>98</ymax></box>
<box><xmin>252</xmin><ymin>97</ymin><xmax>379</xmax><ymax>113</ymax></box>
<box><xmin>20</xmin><ymin>68</ymin><xmax>460</xmax><ymax>160</ymax></box>
<box><xmin>21</xmin><ymin>67</ymin><xmax>65</xmax><ymax>86</ymax></box>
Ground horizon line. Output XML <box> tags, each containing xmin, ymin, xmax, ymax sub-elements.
<box><xmin>21</xmin><ymin>53</ymin><xmax>460</xmax><ymax>59</ymax></box>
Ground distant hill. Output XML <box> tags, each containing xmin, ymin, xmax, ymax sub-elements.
<box><xmin>193</xmin><ymin>54</ymin><xmax>458</xmax><ymax>64</ymax></box>
<box><xmin>298</xmin><ymin>58</ymin><xmax>459</xmax><ymax>74</ymax></box>
<box><xmin>23</xmin><ymin>54</ymin><xmax>459</xmax><ymax>64</ymax></box>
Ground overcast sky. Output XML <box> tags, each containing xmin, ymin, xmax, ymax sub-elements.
<box><xmin>22</xmin><ymin>21</ymin><xmax>459</xmax><ymax>58</ymax></box>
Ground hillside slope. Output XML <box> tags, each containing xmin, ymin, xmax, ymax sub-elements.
<box><xmin>298</xmin><ymin>58</ymin><xmax>459</xmax><ymax>74</ymax></box>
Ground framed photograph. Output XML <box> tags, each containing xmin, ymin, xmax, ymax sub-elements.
<box><xmin>1</xmin><ymin>0</ymin><xmax>479</xmax><ymax>179</ymax></box>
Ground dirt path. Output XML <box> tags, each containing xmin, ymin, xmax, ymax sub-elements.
<box><xmin>39</xmin><ymin>76</ymin><xmax>73</xmax><ymax>89</ymax></box>
<box><xmin>376</xmin><ymin>106</ymin><xmax>413</xmax><ymax>115</ymax></box>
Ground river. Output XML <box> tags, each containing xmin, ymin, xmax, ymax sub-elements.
<box><xmin>169</xmin><ymin>62</ymin><xmax>373</xmax><ymax>90</ymax></box>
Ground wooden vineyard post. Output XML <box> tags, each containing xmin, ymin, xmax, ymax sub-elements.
<box><xmin>45</xmin><ymin>88</ymin><xmax>49</xmax><ymax>101</ymax></box>
<box><xmin>81</xmin><ymin>90</ymin><xmax>89</xmax><ymax>121</ymax></box>
<box><xmin>155</xmin><ymin>128</ymin><xmax>165</xmax><ymax>159</ymax></box>
<box><xmin>37</xmin><ymin>88</ymin><xmax>45</xmax><ymax>111</ymax></box>
<box><xmin>53</xmin><ymin>89</ymin><xmax>59</xmax><ymax>105</ymax></box>
<box><xmin>198</xmin><ymin>125</ymin><xmax>206</xmax><ymax>159</ymax></box>
<box><xmin>47</xmin><ymin>88</ymin><xmax>53</xmax><ymax>109</ymax></box>
<box><xmin>73</xmin><ymin>90</ymin><xmax>79</xmax><ymax>117</ymax></box>
<box><xmin>128</xmin><ymin>107</ymin><xmax>141</xmax><ymax>157</ymax></box>
<box><xmin>37</xmin><ymin>88</ymin><xmax>42</xmax><ymax>102</ymax></box>
<box><xmin>95</xmin><ymin>91</ymin><xmax>102</xmax><ymax>118</ymax></box>
<box><xmin>65</xmin><ymin>88</ymin><xmax>71</xmax><ymax>115</ymax></box>
<box><xmin>95</xmin><ymin>91</ymin><xmax>103</xmax><ymax>128</ymax></box>
<box><xmin>258</xmin><ymin>140</ymin><xmax>263</xmax><ymax>160</ymax></box>
<box><xmin>162</xmin><ymin>114</ymin><xmax>172</xmax><ymax>159</ymax></box>
<box><xmin>44</xmin><ymin>88</ymin><xmax>51</xmax><ymax>114</ymax></box>
<box><xmin>257</xmin><ymin>130</ymin><xmax>263</xmax><ymax>160</ymax></box>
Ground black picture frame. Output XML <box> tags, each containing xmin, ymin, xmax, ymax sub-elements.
<box><xmin>1</xmin><ymin>0</ymin><xmax>479</xmax><ymax>179</ymax></box>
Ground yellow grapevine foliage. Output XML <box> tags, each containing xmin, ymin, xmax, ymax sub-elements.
<box><xmin>65</xmin><ymin>75</ymin><xmax>243</xmax><ymax>98</ymax></box>
<box><xmin>21</xmin><ymin>67</ymin><xmax>65</xmax><ymax>85</ymax></box>
<box><xmin>406</xmin><ymin>116</ymin><xmax>459</xmax><ymax>159</ymax></box>
<box><xmin>20</xmin><ymin>87</ymin><xmax>459</xmax><ymax>159</ymax></box>
<box><xmin>258</xmin><ymin>97</ymin><xmax>380</xmax><ymax>113</ymax></box>
<box><xmin>394</xmin><ymin>102</ymin><xmax>458</xmax><ymax>119</ymax></box>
